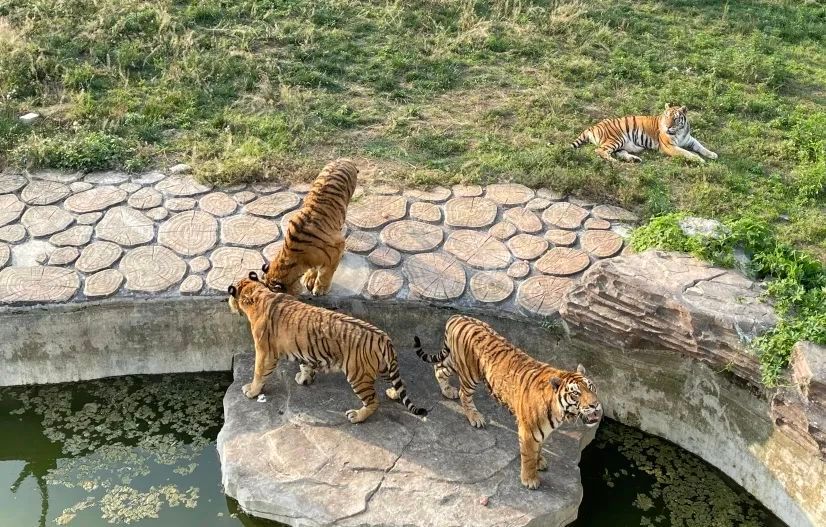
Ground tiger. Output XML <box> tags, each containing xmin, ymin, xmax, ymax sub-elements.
<box><xmin>261</xmin><ymin>158</ymin><xmax>358</xmax><ymax>296</ymax></box>
<box><xmin>414</xmin><ymin>315</ymin><xmax>602</xmax><ymax>489</ymax></box>
<box><xmin>571</xmin><ymin>103</ymin><xmax>718</xmax><ymax>164</ymax></box>
<box><xmin>228</xmin><ymin>271</ymin><xmax>427</xmax><ymax>423</ymax></box>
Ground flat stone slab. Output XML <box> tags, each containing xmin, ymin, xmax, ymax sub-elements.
<box><xmin>347</xmin><ymin>195</ymin><xmax>408</xmax><ymax>229</ymax></box>
<box><xmin>221</xmin><ymin>216</ymin><xmax>280</xmax><ymax>247</ymax></box>
<box><xmin>96</xmin><ymin>207</ymin><xmax>155</xmax><ymax>247</ymax></box>
<box><xmin>76</xmin><ymin>241</ymin><xmax>122</xmax><ymax>273</ymax></box>
<box><xmin>445</xmin><ymin>230</ymin><xmax>511</xmax><ymax>270</ymax></box>
<box><xmin>535</xmin><ymin>248</ymin><xmax>591</xmax><ymax>276</ymax></box>
<box><xmin>404</xmin><ymin>252</ymin><xmax>466</xmax><ymax>300</ymax></box>
<box><xmin>507</xmin><ymin>234</ymin><xmax>548</xmax><ymax>261</ymax></box>
<box><xmin>485</xmin><ymin>183</ymin><xmax>534</xmax><ymax>205</ymax></box>
<box><xmin>580</xmin><ymin>230</ymin><xmax>623</xmax><ymax>258</ymax></box>
<box><xmin>469</xmin><ymin>270</ymin><xmax>514</xmax><ymax>303</ymax></box>
<box><xmin>64</xmin><ymin>186</ymin><xmax>127</xmax><ymax>213</ymax></box>
<box><xmin>158</xmin><ymin>211</ymin><xmax>218</xmax><ymax>256</ymax></box>
<box><xmin>591</xmin><ymin>204</ymin><xmax>638</xmax><ymax>223</ymax></box>
<box><xmin>503</xmin><ymin>207</ymin><xmax>543</xmax><ymax>233</ymax></box>
<box><xmin>206</xmin><ymin>247</ymin><xmax>265</xmax><ymax>291</ymax></box>
<box><xmin>244</xmin><ymin>192</ymin><xmax>301</xmax><ymax>218</ymax></box>
<box><xmin>0</xmin><ymin>194</ymin><xmax>25</xmax><ymax>227</ymax></box>
<box><xmin>155</xmin><ymin>175</ymin><xmax>212</xmax><ymax>196</ymax></box>
<box><xmin>120</xmin><ymin>246</ymin><xmax>186</xmax><ymax>292</ymax></box>
<box><xmin>445</xmin><ymin>197</ymin><xmax>497</xmax><ymax>228</ymax></box>
<box><xmin>21</xmin><ymin>180</ymin><xmax>70</xmax><ymax>205</ymax></box>
<box><xmin>21</xmin><ymin>205</ymin><xmax>73</xmax><ymax>237</ymax></box>
<box><xmin>366</xmin><ymin>269</ymin><xmax>403</xmax><ymax>298</ymax></box>
<box><xmin>219</xmin><ymin>353</ymin><xmax>588</xmax><ymax>527</ymax></box>
<box><xmin>542</xmin><ymin>203</ymin><xmax>589</xmax><ymax>230</ymax></box>
<box><xmin>381</xmin><ymin>220</ymin><xmax>443</xmax><ymax>253</ymax></box>
<box><xmin>0</xmin><ymin>266</ymin><xmax>79</xmax><ymax>304</ymax></box>
<box><xmin>517</xmin><ymin>275</ymin><xmax>575</xmax><ymax>316</ymax></box>
<box><xmin>128</xmin><ymin>187</ymin><xmax>163</xmax><ymax>209</ymax></box>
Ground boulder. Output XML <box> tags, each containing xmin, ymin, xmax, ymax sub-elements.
<box><xmin>218</xmin><ymin>353</ymin><xmax>592</xmax><ymax>527</ymax></box>
<box><xmin>559</xmin><ymin>250</ymin><xmax>776</xmax><ymax>385</ymax></box>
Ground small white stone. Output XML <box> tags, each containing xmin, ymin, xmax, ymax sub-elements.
<box><xmin>168</xmin><ymin>163</ymin><xmax>192</xmax><ymax>175</ymax></box>
<box><xmin>19</xmin><ymin>112</ymin><xmax>40</xmax><ymax>124</ymax></box>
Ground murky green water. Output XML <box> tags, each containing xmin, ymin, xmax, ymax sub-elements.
<box><xmin>0</xmin><ymin>374</ymin><xmax>785</xmax><ymax>527</ymax></box>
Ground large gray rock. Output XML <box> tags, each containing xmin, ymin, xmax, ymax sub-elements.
<box><xmin>218</xmin><ymin>353</ymin><xmax>592</xmax><ymax>527</ymax></box>
<box><xmin>559</xmin><ymin>250</ymin><xmax>776</xmax><ymax>385</ymax></box>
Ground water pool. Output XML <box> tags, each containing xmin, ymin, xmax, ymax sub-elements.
<box><xmin>0</xmin><ymin>373</ymin><xmax>785</xmax><ymax>527</ymax></box>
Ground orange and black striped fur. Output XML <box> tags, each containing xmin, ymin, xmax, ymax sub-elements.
<box><xmin>228</xmin><ymin>272</ymin><xmax>426</xmax><ymax>423</ymax></box>
<box><xmin>415</xmin><ymin>315</ymin><xmax>602</xmax><ymax>489</ymax></box>
<box><xmin>571</xmin><ymin>104</ymin><xmax>717</xmax><ymax>163</ymax></box>
<box><xmin>262</xmin><ymin>158</ymin><xmax>358</xmax><ymax>296</ymax></box>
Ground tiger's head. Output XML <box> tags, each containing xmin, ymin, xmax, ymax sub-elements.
<box><xmin>661</xmin><ymin>103</ymin><xmax>688</xmax><ymax>136</ymax></box>
<box><xmin>227</xmin><ymin>271</ymin><xmax>267</xmax><ymax>315</ymax></box>
<box><xmin>260</xmin><ymin>258</ymin><xmax>297</xmax><ymax>294</ymax></box>
<box><xmin>550</xmin><ymin>364</ymin><xmax>603</xmax><ymax>427</ymax></box>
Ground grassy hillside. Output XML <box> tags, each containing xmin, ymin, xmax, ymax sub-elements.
<box><xmin>1</xmin><ymin>0</ymin><xmax>824</xmax><ymax>257</ymax></box>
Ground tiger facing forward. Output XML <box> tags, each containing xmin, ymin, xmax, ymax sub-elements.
<box><xmin>228</xmin><ymin>271</ymin><xmax>427</xmax><ymax>423</ymax></box>
<box><xmin>571</xmin><ymin>103</ymin><xmax>718</xmax><ymax>163</ymax></box>
<box><xmin>415</xmin><ymin>315</ymin><xmax>602</xmax><ymax>489</ymax></box>
<box><xmin>262</xmin><ymin>158</ymin><xmax>358</xmax><ymax>296</ymax></box>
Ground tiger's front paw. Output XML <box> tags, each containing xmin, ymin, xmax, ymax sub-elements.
<box><xmin>537</xmin><ymin>455</ymin><xmax>548</xmax><ymax>471</ymax></box>
<box><xmin>300</xmin><ymin>270</ymin><xmax>318</xmax><ymax>292</ymax></box>
<box><xmin>345</xmin><ymin>408</ymin><xmax>368</xmax><ymax>424</ymax></box>
<box><xmin>707</xmin><ymin>151</ymin><xmax>718</xmax><ymax>160</ymax></box>
<box><xmin>311</xmin><ymin>282</ymin><xmax>331</xmax><ymax>296</ymax></box>
<box><xmin>521</xmin><ymin>474</ymin><xmax>540</xmax><ymax>490</ymax></box>
<box><xmin>466</xmin><ymin>411</ymin><xmax>487</xmax><ymax>428</ymax></box>
<box><xmin>295</xmin><ymin>371</ymin><xmax>315</xmax><ymax>386</ymax></box>
<box><xmin>242</xmin><ymin>383</ymin><xmax>261</xmax><ymax>399</ymax></box>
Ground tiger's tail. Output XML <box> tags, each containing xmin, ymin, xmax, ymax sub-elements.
<box><xmin>570</xmin><ymin>128</ymin><xmax>593</xmax><ymax>149</ymax></box>
<box><xmin>414</xmin><ymin>336</ymin><xmax>450</xmax><ymax>364</ymax></box>
<box><xmin>385</xmin><ymin>343</ymin><xmax>428</xmax><ymax>417</ymax></box>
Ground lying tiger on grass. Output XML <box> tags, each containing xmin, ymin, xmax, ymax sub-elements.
<box><xmin>571</xmin><ymin>103</ymin><xmax>718</xmax><ymax>164</ymax></box>
<box><xmin>262</xmin><ymin>158</ymin><xmax>358</xmax><ymax>296</ymax></box>
<box><xmin>415</xmin><ymin>315</ymin><xmax>602</xmax><ymax>489</ymax></box>
<box><xmin>228</xmin><ymin>271</ymin><xmax>427</xmax><ymax>423</ymax></box>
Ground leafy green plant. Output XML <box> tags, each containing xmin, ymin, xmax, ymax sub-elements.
<box><xmin>632</xmin><ymin>214</ymin><xmax>826</xmax><ymax>386</ymax></box>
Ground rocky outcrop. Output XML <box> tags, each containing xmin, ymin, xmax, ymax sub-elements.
<box><xmin>559</xmin><ymin>250</ymin><xmax>776</xmax><ymax>385</ymax></box>
<box><xmin>218</xmin><ymin>353</ymin><xmax>592</xmax><ymax>527</ymax></box>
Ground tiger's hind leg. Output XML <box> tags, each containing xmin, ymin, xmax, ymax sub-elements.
<box><xmin>294</xmin><ymin>362</ymin><xmax>316</xmax><ymax>386</ymax></box>
<box><xmin>459</xmin><ymin>378</ymin><xmax>486</xmax><ymax>428</ymax></box>
<box><xmin>345</xmin><ymin>374</ymin><xmax>379</xmax><ymax>423</ymax></box>
<box><xmin>300</xmin><ymin>268</ymin><xmax>320</xmax><ymax>293</ymax></box>
<box><xmin>243</xmin><ymin>341</ymin><xmax>278</xmax><ymax>399</ymax></box>
<box><xmin>312</xmin><ymin>238</ymin><xmax>346</xmax><ymax>296</ymax></box>
<box><xmin>435</xmin><ymin>364</ymin><xmax>458</xmax><ymax>399</ymax></box>
<box><xmin>595</xmin><ymin>146</ymin><xmax>620</xmax><ymax>163</ymax></box>
<box><xmin>615</xmin><ymin>150</ymin><xmax>642</xmax><ymax>163</ymax></box>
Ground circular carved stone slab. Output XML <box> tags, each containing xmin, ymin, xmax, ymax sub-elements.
<box><xmin>0</xmin><ymin>266</ymin><xmax>80</xmax><ymax>304</ymax></box>
<box><xmin>507</xmin><ymin>260</ymin><xmax>530</xmax><ymax>279</ymax></box>
<box><xmin>489</xmin><ymin>221</ymin><xmax>517</xmax><ymax>241</ymax></box>
<box><xmin>584</xmin><ymin>218</ymin><xmax>610</xmax><ymax>230</ymax></box>
<box><xmin>165</xmin><ymin>197</ymin><xmax>196</xmax><ymax>212</ymax></box>
<box><xmin>526</xmin><ymin>197</ymin><xmax>552</xmax><ymax>211</ymax></box>
<box><xmin>0</xmin><ymin>225</ymin><xmax>26</xmax><ymax>243</ymax></box>
<box><xmin>403</xmin><ymin>186</ymin><xmax>451</xmax><ymax>203</ymax></box>
<box><xmin>29</xmin><ymin>170</ymin><xmax>82</xmax><ymax>183</ymax></box>
<box><xmin>469</xmin><ymin>271</ymin><xmax>514</xmax><ymax>303</ymax></box>
<box><xmin>251</xmin><ymin>181</ymin><xmax>283</xmax><ymax>194</ymax></box>
<box><xmin>444</xmin><ymin>197</ymin><xmax>498</xmax><ymax>228</ymax></box>
<box><xmin>120</xmin><ymin>246</ymin><xmax>186</xmax><ymax>292</ymax></box>
<box><xmin>485</xmin><ymin>183</ymin><xmax>534</xmax><ymax>206</ymax></box>
<box><xmin>368</xmin><ymin>246</ymin><xmax>402</xmax><ymax>268</ymax></box>
<box><xmin>542</xmin><ymin>203</ymin><xmax>589</xmax><ymax>230</ymax></box>
<box><xmin>76</xmin><ymin>212</ymin><xmax>103</xmax><ymax>226</ymax></box>
<box><xmin>372</xmin><ymin>184</ymin><xmax>400</xmax><ymax>195</ymax></box>
<box><xmin>289</xmin><ymin>183</ymin><xmax>313</xmax><ymax>194</ymax></box>
<box><xmin>146</xmin><ymin>207</ymin><xmax>169</xmax><ymax>221</ymax></box>
<box><xmin>0</xmin><ymin>243</ymin><xmax>8</xmax><ymax>269</ymax></box>
<box><xmin>199</xmin><ymin>192</ymin><xmax>237</xmax><ymax>217</ymax></box>
<box><xmin>0</xmin><ymin>173</ymin><xmax>26</xmax><ymax>194</ymax></box>
<box><xmin>128</xmin><ymin>187</ymin><xmax>163</xmax><ymax>209</ymax></box>
<box><xmin>409</xmin><ymin>202</ymin><xmax>442</xmax><ymax>223</ymax></box>
<box><xmin>180</xmin><ymin>275</ymin><xmax>204</xmax><ymax>295</ymax></box>
<box><xmin>580</xmin><ymin>230</ymin><xmax>624</xmax><ymax>258</ymax></box>
<box><xmin>49</xmin><ymin>226</ymin><xmax>93</xmax><ymax>247</ymax></box>
<box><xmin>0</xmin><ymin>194</ymin><xmax>25</xmax><ymax>227</ymax></box>
<box><xmin>245</xmin><ymin>192</ymin><xmax>301</xmax><ymax>218</ymax></box>
<box><xmin>207</xmin><ymin>247</ymin><xmax>264</xmax><ymax>291</ymax></box>
<box><xmin>84</xmin><ymin>269</ymin><xmax>124</xmax><ymax>298</ymax></box>
<box><xmin>537</xmin><ymin>188</ymin><xmax>564</xmax><ymax>200</ymax></box>
<box><xmin>48</xmin><ymin>247</ymin><xmax>79</xmax><ymax>266</ymax></box>
<box><xmin>507</xmin><ymin>234</ymin><xmax>548</xmax><ymax>261</ymax></box>
<box><xmin>347</xmin><ymin>195</ymin><xmax>407</xmax><ymax>229</ymax></box>
<box><xmin>452</xmin><ymin>184</ymin><xmax>483</xmax><ymax>197</ymax></box>
<box><xmin>233</xmin><ymin>191</ymin><xmax>257</xmax><ymax>204</ymax></box>
<box><xmin>21</xmin><ymin>206</ymin><xmax>74</xmax><ymax>237</ymax></box>
<box><xmin>64</xmin><ymin>186</ymin><xmax>127</xmax><ymax>213</ymax></box>
<box><xmin>189</xmin><ymin>256</ymin><xmax>211</xmax><ymax>273</ymax></box>
<box><xmin>403</xmin><ymin>253</ymin><xmax>466</xmax><ymax>301</ymax></box>
<box><xmin>381</xmin><ymin>221</ymin><xmax>443</xmax><ymax>253</ymax></box>
<box><xmin>445</xmin><ymin>230</ymin><xmax>511</xmax><ymax>269</ymax></box>
<box><xmin>155</xmin><ymin>176</ymin><xmax>212</xmax><ymax>196</ymax></box>
<box><xmin>263</xmin><ymin>241</ymin><xmax>283</xmax><ymax>261</ymax></box>
<box><xmin>84</xmin><ymin>171</ymin><xmax>129</xmax><ymax>185</ymax></box>
<box><xmin>544</xmin><ymin>230</ymin><xmax>577</xmax><ymax>247</ymax></box>
<box><xmin>96</xmin><ymin>207</ymin><xmax>154</xmax><ymax>247</ymax></box>
<box><xmin>503</xmin><ymin>208</ymin><xmax>542</xmax><ymax>233</ymax></box>
<box><xmin>346</xmin><ymin>231</ymin><xmax>378</xmax><ymax>254</ymax></box>
<box><xmin>70</xmin><ymin>182</ymin><xmax>93</xmax><ymax>193</ymax></box>
<box><xmin>76</xmin><ymin>241</ymin><xmax>123</xmax><ymax>273</ymax></box>
<box><xmin>366</xmin><ymin>269</ymin><xmax>403</xmax><ymax>299</ymax></box>
<box><xmin>119</xmin><ymin>182</ymin><xmax>141</xmax><ymax>193</ymax></box>
<box><xmin>221</xmin><ymin>216</ymin><xmax>280</xmax><ymax>247</ymax></box>
<box><xmin>131</xmin><ymin>171</ymin><xmax>166</xmax><ymax>185</ymax></box>
<box><xmin>517</xmin><ymin>276</ymin><xmax>574</xmax><ymax>316</ymax></box>
<box><xmin>158</xmin><ymin>211</ymin><xmax>218</xmax><ymax>256</ymax></box>
<box><xmin>535</xmin><ymin>248</ymin><xmax>591</xmax><ymax>276</ymax></box>
<box><xmin>567</xmin><ymin>197</ymin><xmax>594</xmax><ymax>209</ymax></box>
<box><xmin>592</xmin><ymin>204</ymin><xmax>638</xmax><ymax>223</ymax></box>
<box><xmin>21</xmin><ymin>180</ymin><xmax>70</xmax><ymax>205</ymax></box>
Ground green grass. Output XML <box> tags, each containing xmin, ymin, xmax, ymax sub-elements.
<box><xmin>632</xmin><ymin>213</ymin><xmax>825</xmax><ymax>387</ymax></box>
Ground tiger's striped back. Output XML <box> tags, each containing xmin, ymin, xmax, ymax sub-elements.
<box><xmin>229</xmin><ymin>274</ymin><xmax>426</xmax><ymax>422</ymax></box>
<box><xmin>262</xmin><ymin>158</ymin><xmax>358</xmax><ymax>295</ymax></box>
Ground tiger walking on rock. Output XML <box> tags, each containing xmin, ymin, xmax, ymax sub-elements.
<box><xmin>415</xmin><ymin>315</ymin><xmax>602</xmax><ymax>489</ymax></box>
<box><xmin>228</xmin><ymin>271</ymin><xmax>427</xmax><ymax>423</ymax></box>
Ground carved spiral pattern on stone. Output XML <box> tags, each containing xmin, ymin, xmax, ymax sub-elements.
<box><xmin>535</xmin><ymin>248</ymin><xmax>591</xmax><ymax>276</ymax></box>
<box><xmin>404</xmin><ymin>253</ymin><xmax>466</xmax><ymax>301</ymax></box>
<box><xmin>580</xmin><ymin>230</ymin><xmax>624</xmax><ymax>258</ymax></box>
<box><xmin>207</xmin><ymin>247</ymin><xmax>265</xmax><ymax>291</ymax></box>
<box><xmin>0</xmin><ymin>266</ymin><xmax>80</xmax><ymax>304</ymax></box>
<box><xmin>21</xmin><ymin>180</ymin><xmax>70</xmax><ymax>205</ymax></box>
<box><xmin>445</xmin><ymin>230</ymin><xmax>511</xmax><ymax>269</ymax></box>
<box><xmin>64</xmin><ymin>186</ymin><xmax>127</xmax><ymax>213</ymax></box>
<box><xmin>245</xmin><ymin>192</ymin><xmax>301</xmax><ymax>218</ymax></box>
<box><xmin>517</xmin><ymin>276</ymin><xmax>574</xmax><ymax>316</ymax></box>
<box><xmin>381</xmin><ymin>221</ymin><xmax>444</xmax><ymax>253</ymax></box>
<box><xmin>120</xmin><ymin>246</ymin><xmax>186</xmax><ymax>292</ymax></box>
<box><xmin>542</xmin><ymin>203</ymin><xmax>589</xmax><ymax>230</ymax></box>
<box><xmin>347</xmin><ymin>195</ymin><xmax>407</xmax><ymax>229</ymax></box>
<box><xmin>367</xmin><ymin>269</ymin><xmax>404</xmax><ymax>299</ymax></box>
<box><xmin>469</xmin><ymin>271</ymin><xmax>514</xmax><ymax>303</ymax></box>
<box><xmin>444</xmin><ymin>197</ymin><xmax>497</xmax><ymax>229</ymax></box>
<box><xmin>158</xmin><ymin>211</ymin><xmax>218</xmax><ymax>256</ymax></box>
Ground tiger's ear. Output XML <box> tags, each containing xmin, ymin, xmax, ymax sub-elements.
<box><xmin>262</xmin><ymin>262</ymin><xmax>270</xmax><ymax>273</ymax></box>
<box><xmin>665</xmin><ymin>102</ymin><xmax>672</xmax><ymax>110</ymax></box>
<box><xmin>679</xmin><ymin>106</ymin><xmax>687</xmax><ymax>113</ymax></box>
<box><xmin>576</xmin><ymin>364</ymin><xmax>587</xmax><ymax>376</ymax></box>
<box><xmin>249</xmin><ymin>271</ymin><xmax>259</xmax><ymax>281</ymax></box>
<box><xmin>228</xmin><ymin>285</ymin><xmax>237</xmax><ymax>296</ymax></box>
<box><xmin>550</xmin><ymin>377</ymin><xmax>562</xmax><ymax>390</ymax></box>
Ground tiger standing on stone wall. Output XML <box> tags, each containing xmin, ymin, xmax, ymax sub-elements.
<box><xmin>228</xmin><ymin>271</ymin><xmax>427</xmax><ymax>423</ymax></box>
<box><xmin>571</xmin><ymin>103</ymin><xmax>718</xmax><ymax>164</ymax></box>
<box><xmin>262</xmin><ymin>158</ymin><xmax>358</xmax><ymax>296</ymax></box>
<box><xmin>415</xmin><ymin>315</ymin><xmax>602</xmax><ymax>489</ymax></box>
